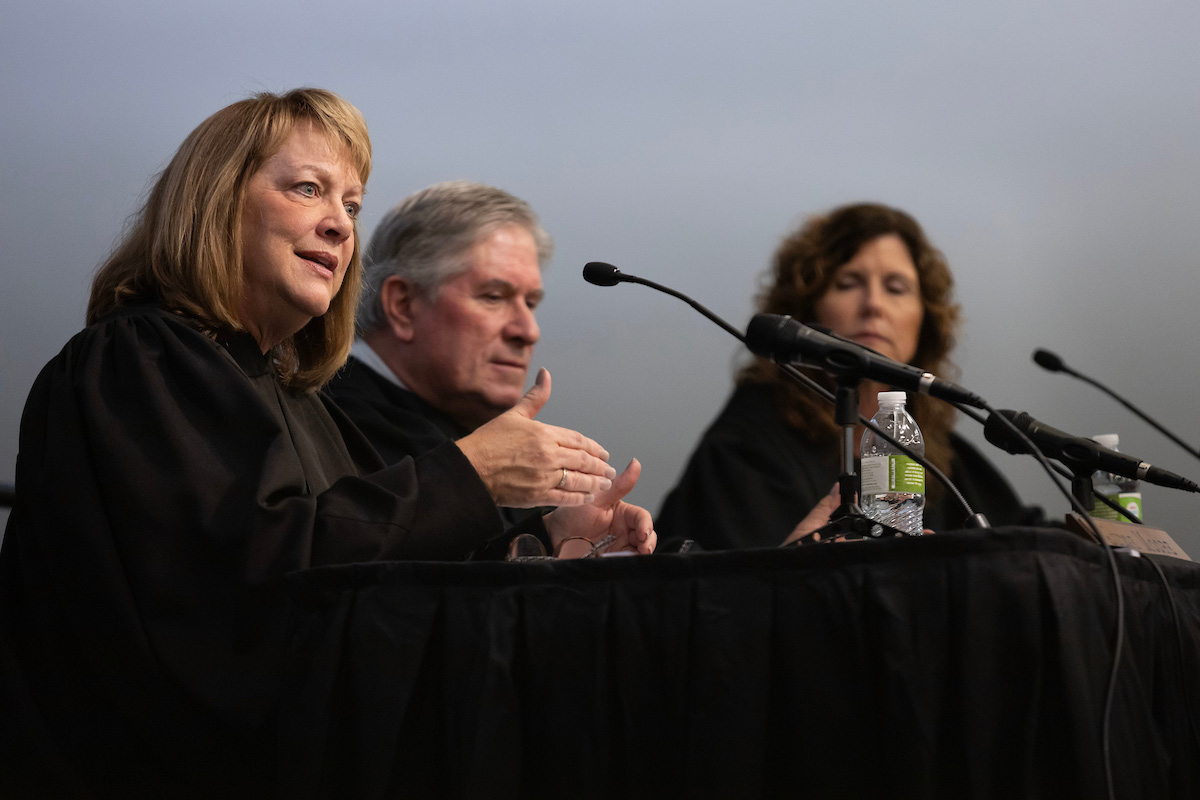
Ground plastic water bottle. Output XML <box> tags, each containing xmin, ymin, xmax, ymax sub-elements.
<box><xmin>1090</xmin><ymin>433</ymin><xmax>1144</xmax><ymax>522</ymax></box>
<box><xmin>860</xmin><ymin>391</ymin><xmax>925</xmax><ymax>535</ymax></box>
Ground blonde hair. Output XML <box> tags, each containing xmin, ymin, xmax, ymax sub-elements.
<box><xmin>87</xmin><ymin>87</ymin><xmax>372</xmax><ymax>390</ymax></box>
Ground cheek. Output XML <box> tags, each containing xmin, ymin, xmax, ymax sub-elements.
<box><xmin>813</xmin><ymin>296</ymin><xmax>852</xmax><ymax>332</ymax></box>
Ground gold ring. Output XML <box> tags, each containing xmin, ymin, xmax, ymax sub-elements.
<box><xmin>557</xmin><ymin>468</ymin><xmax>568</xmax><ymax>489</ymax></box>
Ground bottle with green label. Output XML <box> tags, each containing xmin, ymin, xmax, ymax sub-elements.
<box><xmin>860</xmin><ymin>391</ymin><xmax>925</xmax><ymax>535</ymax></box>
<box><xmin>1090</xmin><ymin>433</ymin><xmax>1143</xmax><ymax>522</ymax></box>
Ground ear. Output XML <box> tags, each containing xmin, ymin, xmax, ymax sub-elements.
<box><xmin>380</xmin><ymin>275</ymin><xmax>420</xmax><ymax>343</ymax></box>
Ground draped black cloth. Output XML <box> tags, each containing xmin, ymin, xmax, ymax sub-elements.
<box><xmin>277</xmin><ymin>528</ymin><xmax>1200</xmax><ymax>799</ymax></box>
<box><xmin>658</xmin><ymin>383</ymin><xmax>1036</xmax><ymax>549</ymax></box>
<box><xmin>0</xmin><ymin>306</ymin><xmax>508</xmax><ymax>797</ymax></box>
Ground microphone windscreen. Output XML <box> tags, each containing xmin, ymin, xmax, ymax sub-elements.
<box><xmin>744</xmin><ymin>313</ymin><xmax>790</xmax><ymax>359</ymax></box>
<box><xmin>582</xmin><ymin>262</ymin><xmax>622</xmax><ymax>287</ymax></box>
<box><xmin>983</xmin><ymin>409</ymin><xmax>1032</xmax><ymax>456</ymax></box>
<box><xmin>1033</xmin><ymin>349</ymin><xmax>1065</xmax><ymax>373</ymax></box>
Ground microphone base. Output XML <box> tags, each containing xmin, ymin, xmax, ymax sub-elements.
<box><xmin>792</xmin><ymin>505</ymin><xmax>913</xmax><ymax>545</ymax></box>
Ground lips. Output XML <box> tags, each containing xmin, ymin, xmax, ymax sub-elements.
<box><xmin>490</xmin><ymin>357</ymin><xmax>529</xmax><ymax>374</ymax></box>
<box><xmin>296</xmin><ymin>250</ymin><xmax>338</xmax><ymax>275</ymax></box>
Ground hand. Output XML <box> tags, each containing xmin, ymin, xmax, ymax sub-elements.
<box><xmin>781</xmin><ymin>484</ymin><xmax>842</xmax><ymax>546</ymax></box>
<box><xmin>456</xmin><ymin>368</ymin><xmax>617</xmax><ymax>508</ymax></box>
<box><xmin>544</xmin><ymin>458</ymin><xmax>657</xmax><ymax>556</ymax></box>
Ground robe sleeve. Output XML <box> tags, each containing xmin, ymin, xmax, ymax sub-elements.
<box><xmin>0</xmin><ymin>307</ymin><xmax>504</xmax><ymax>793</ymax></box>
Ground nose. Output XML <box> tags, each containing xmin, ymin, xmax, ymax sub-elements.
<box><xmin>505</xmin><ymin>301</ymin><xmax>540</xmax><ymax>347</ymax></box>
<box><xmin>320</xmin><ymin>201</ymin><xmax>354</xmax><ymax>244</ymax></box>
<box><xmin>860</xmin><ymin>278</ymin><xmax>885</xmax><ymax>316</ymax></box>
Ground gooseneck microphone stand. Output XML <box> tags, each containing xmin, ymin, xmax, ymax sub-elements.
<box><xmin>580</xmin><ymin>261</ymin><xmax>987</xmax><ymax>540</ymax></box>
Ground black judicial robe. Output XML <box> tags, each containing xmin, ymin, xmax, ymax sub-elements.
<box><xmin>658</xmin><ymin>383</ymin><xmax>1036</xmax><ymax>550</ymax></box>
<box><xmin>0</xmin><ymin>306</ymin><xmax>507</xmax><ymax>797</ymax></box>
<box><xmin>325</xmin><ymin>354</ymin><xmax>550</xmax><ymax>551</ymax></box>
<box><xmin>325</xmin><ymin>355</ymin><xmax>477</xmax><ymax>466</ymax></box>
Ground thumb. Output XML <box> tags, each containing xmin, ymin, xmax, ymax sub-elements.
<box><xmin>512</xmin><ymin>367</ymin><xmax>550</xmax><ymax>420</ymax></box>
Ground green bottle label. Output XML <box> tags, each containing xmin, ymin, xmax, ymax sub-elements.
<box><xmin>1092</xmin><ymin>493</ymin><xmax>1143</xmax><ymax>521</ymax></box>
<box><xmin>861</xmin><ymin>455</ymin><xmax>925</xmax><ymax>494</ymax></box>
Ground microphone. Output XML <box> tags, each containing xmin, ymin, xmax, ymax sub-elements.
<box><xmin>745</xmin><ymin>313</ymin><xmax>988</xmax><ymax>409</ymax></box>
<box><xmin>583</xmin><ymin>262</ymin><xmax>747</xmax><ymax>342</ymax></box>
<box><xmin>583</xmin><ymin>262</ymin><xmax>989</xmax><ymax>529</ymax></box>
<box><xmin>1032</xmin><ymin>349</ymin><xmax>1066</xmax><ymax>373</ymax></box>
<box><xmin>983</xmin><ymin>409</ymin><xmax>1200</xmax><ymax>492</ymax></box>
<box><xmin>1033</xmin><ymin>348</ymin><xmax>1200</xmax><ymax>464</ymax></box>
<box><xmin>582</xmin><ymin>261</ymin><xmax>623</xmax><ymax>287</ymax></box>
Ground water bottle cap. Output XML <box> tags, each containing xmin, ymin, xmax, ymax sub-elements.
<box><xmin>1092</xmin><ymin>433</ymin><xmax>1119</xmax><ymax>450</ymax></box>
<box><xmin>877</xmin><ymin>391</ymin><xmax>908</xmax><ymax>406</ymax></box>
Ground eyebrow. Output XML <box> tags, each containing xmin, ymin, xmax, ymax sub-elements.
<box><xmin>479</xmin><ymin>279</ymin><xmax>544</xmax><ymax>297</ymax></box>
<box><xmin>290</xmin><ymin>162</ymin><xmax>364</xmax><ymax>195</ymax></box>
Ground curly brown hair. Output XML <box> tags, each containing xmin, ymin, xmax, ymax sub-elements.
<box><xmin>740</xmin><ymin>202</ymin><xmax>962</xmax><ymax>480</ymax></box>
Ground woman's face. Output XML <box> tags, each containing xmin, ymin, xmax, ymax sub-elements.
<box><xmin>239</xmin><ymin>121</ymin><xmax>363</xmax><ymax>350</ymax></box>
<box><xmin>812</xmin><ymin>233</ymin><xmax>924</xmax><ymax>365</ymax></box>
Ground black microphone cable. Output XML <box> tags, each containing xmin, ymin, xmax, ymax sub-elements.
<box><xmin>1034</xmin><ymin>348</ymin><xmax>1200</xmax><ymax>464</ymax></box>
<box><xmin>972</xmin><ymin>402</ymin><xmax>1125</xmax><ymax>800</ymax></box>
<box><xmin>584</xmin><ymin>261</ymin><xmax>1128</xmax><ymax>799</ymax></box>
<box><xmin>582</xmin><ymin>262</ymin><xmax>983</xmax><ymax>529</ymax></box>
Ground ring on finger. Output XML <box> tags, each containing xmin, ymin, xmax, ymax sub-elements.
<box><xmin>557</xmin><ymin>467</ymin><xmax>568</xmax><ymax>489</ymax></box>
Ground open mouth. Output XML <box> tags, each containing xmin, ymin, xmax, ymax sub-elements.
<box><xmin>297</xmin><ymin>251</ymin><xmax>337</xmax><ymax>276</ymax></box>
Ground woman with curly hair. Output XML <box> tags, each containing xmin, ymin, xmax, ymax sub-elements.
<box><xmin>658</xmin><ymin>202</ymin><xmax>1031</xmax><ymax>550</ymax></box>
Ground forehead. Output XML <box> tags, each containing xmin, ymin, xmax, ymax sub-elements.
<box><xmin>261</xmin><ymin>122</ymin><xmax>363</xmax><ymax>192</ymax></box>
<box><xmin>458</xmin><ymin>225</ymin><xmax>543</xmax><ymax>286</ymax></box>
<box><xmin>840</xmin><ymin>233</ymin><xmax>917</xmax><ymax>276</ymax></box>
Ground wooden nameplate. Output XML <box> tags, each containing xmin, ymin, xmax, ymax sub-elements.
<box><xmin>1064</xmin><ymin>513</ymin><xmax>1192</xmax><ymax>561</ymax></box>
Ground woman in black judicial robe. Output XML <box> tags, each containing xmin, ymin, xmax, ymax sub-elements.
<box><xmin>0</xmin><ymin>88</ymin><xmax>653</xmax><ymax>798</ymax></box>
<box><xmin>658</xmin><ymin>203</ymin><xmax>1038</xmax><ymax>550</ymax></box>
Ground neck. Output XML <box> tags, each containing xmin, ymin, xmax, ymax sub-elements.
<box><xmin>360</xmin><ymin>329</ymin><xmax>495</xmax><ymax>432</ymax></box>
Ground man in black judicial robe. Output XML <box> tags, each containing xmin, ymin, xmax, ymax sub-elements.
<box><xmin>325</xmin><ymin>181</ymin><xmax>559</xmax><ymax>547</ymax></box>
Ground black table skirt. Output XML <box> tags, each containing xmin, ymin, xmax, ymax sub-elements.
<box><xmin>279</xmin><ymin>528</ymin><xmax>1200</xmax><ymax>799</ymax></box>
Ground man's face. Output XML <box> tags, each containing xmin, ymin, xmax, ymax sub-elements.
<box><xmin>405</xmin><ymin>224</ymin><xmax>544</xmax><ymax>428</ymax></box>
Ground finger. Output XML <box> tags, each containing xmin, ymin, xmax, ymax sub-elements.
<box><xmin>511</xmin><ymin>367</ymin><xmax>551</xmax><ymax>420</ymax></box>
<box><xmin>541</xmin><ymin>489</ymin><xmax>595</xmax><ymax>507</ymax></box>
<box><xmin>562</xmin><ymin>447</ymin><xmax>617</xmax><ymax>480</ymax></box>
<box><xmin>589</xmin><ymin>458</ymin><xmax>642</xmax><ymax>507</ymax></box>
<box><xmin>620</xmin><ymin>501</ymin><xmax>655</xmax><ymax>553</ymax></box>
<box><xmin>558</xmin><ymin>470</ymin><xmax>614</xmax><ymax>497</ymax></box>
<box><xmin>639</xmin><ymin>526</ymin><xmax>657</xmax><ymax>554</ymax></box>
<box><xmin>548</xmin><ymin>425</ymin><xmax>610</xmax><ymax>462</ymax></box>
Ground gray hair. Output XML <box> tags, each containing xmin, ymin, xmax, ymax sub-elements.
<box><xmin>357</xmin><ymin>180</ymin><xmax>554</xmax><ymax>335</ymax></box>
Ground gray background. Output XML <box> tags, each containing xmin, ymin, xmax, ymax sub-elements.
<box><xmin>4</xmin><ymin>0</ymin><xmax>1200</xmax><ymax>555</ymax></box>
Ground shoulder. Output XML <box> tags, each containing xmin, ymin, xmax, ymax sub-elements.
<box><xmin>28</xmin><ymin>305</ymin><xmax>283</xmax><ymax>433</ymax></box>
<box><xmin>36</xmin><ymin>306</ymin><xmax>234</xmax><ymax>389</ymax></box>
<box><xmin>324</xmin><ymin>357</ymin><xmax>462</xmax><ymax>463</ymax></box>
<box><xmin>696</xmin><ymin>383</ymin><xmax>809</xmax><ymax>452</ymax></box>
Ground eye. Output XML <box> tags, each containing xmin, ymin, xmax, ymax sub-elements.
<box><xmin>833</xmin><ymin>273</ymin><xmax>861</xmax><ymax>290</ymax></box>
<box><xmin>297</xmin><ymin>182</ymin><xmax>317</xmax><ymax>197</ymax></box>
<box><xmin>344</xmin><ymin>202</ymin><xmax>361</xmax><ymax>219</ymax></box>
